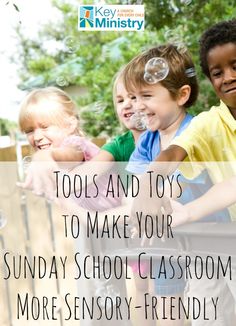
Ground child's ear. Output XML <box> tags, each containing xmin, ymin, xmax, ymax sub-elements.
<box><xmin>177</xmin><ymin>85</ymin><xmax>191</xmax><ymax>106</ymax></box>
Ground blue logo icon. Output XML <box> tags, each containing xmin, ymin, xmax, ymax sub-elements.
<box><xmin>79</xmin><ymin>6</ymin><xmax>94</xmax><ymax>28</ymax></box>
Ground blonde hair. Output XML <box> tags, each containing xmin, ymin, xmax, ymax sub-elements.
<box><xmin>19</xmin><ymin>87</ymin><xmax>83</xmax><ymax>135</ymax></box>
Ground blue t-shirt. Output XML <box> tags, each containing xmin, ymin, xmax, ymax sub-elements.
<box><xmin>127</xmin><ymin>113</ymin><xmax>193</xmax><ymax>174</ymax></box>
<box><xmin>126</xmin><ymin>113</ymin><xmax>230</xmax><ymax>222</ymax></box>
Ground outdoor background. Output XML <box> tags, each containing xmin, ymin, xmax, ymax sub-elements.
<box><xmin>0</xmin><ymin>1</ymin><xmax>236</xmax><ymax>325</ymax></box>
<box><xmin>1</xmin><ymin>0</ymin><xmax>236</xmax><ymax>141</ymax></box>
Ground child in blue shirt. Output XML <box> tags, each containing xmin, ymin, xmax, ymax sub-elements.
<box><xmin>124</xmin><ymin>43</ymin><xmax>230</xmax><ymax>325</ymax></box>
<box><xmin>124</xmin><ymin>44</ymin><xmax>199</xmax><ymax>326</ymax></box>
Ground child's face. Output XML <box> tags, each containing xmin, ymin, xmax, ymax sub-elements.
<box><xmin>115</xmin><ymin>80</ymin><xmax>136</xmax><ymax>130</ymax></box>
<box><xmin>25</xmin><ymin>104</ymin><xmax>72</xmax><ymax>151</ymax></box>
<box><xmin>26</xmin><ymin>121</ymin><xmax>71</xmax><ymax>151</ymax></box>
<box><xmin>132</xmin><ymin>83</ymin><xmax>182</xmax><ymax>132</ymax></box>
<box><xmin>208</xmin><ymin>43</ymin><xmax>236</xmax><ymax>112</ymax></box>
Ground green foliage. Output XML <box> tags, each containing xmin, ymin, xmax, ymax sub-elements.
<box><xmin>0</xmin><ymin>119</ymin><xmax>17</xmax><ymax>136</ymax></box>
<box><xmin>14</xmin><ymin>0</ymin><xmax>236</xmax><ymax>136</ymax></box>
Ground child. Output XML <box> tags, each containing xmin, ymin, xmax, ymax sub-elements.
<box><xmin>20</xmin><ymin>80</ymin><xmax>142</xmax><ymax>325</ymax></box>
<box><xmin>123</xmin><ymin>44</ymin><xmax>198</xmax><ymax>326</ymax></box>
<box><xmin>133</xmin><ymin>20</ymin><xmax>236</xmax><ymax>326</ymax></box>
<box><xmin>93</xmin><ymin>68</ymin><xmax>142</xmax><ymax>161</ymax></box>
<box><xmin>19</xmin><ymin>69</ymin><xmax>142</xmax><ymax>192</ymax></box>
<box><xmin>19</xmin><ymin>87</ymin><xmax>99</xmax><ymax>169</ymax></box>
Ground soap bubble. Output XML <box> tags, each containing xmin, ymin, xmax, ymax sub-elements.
<box><xmin>22</xmin><ymin>156</ymin><xmax>32</xmax><ymax>175</ymax></box>
<box><xmin>64</xmin><ymin>36</ymin><xmax>79</xmax><ymax>53</ymax></box>
<box><xmin>164</xmin><ymin>29</ymin><xmax>180</xmax><ymax>43</ymax></box>
<box><xmin>144</xmin><ymin>72</ymin><xmax>157</xmax><ymax>84</ymax></box>
<box><xmin>102</xmin><ymin>46</ymin><xmax>111</xmax><ymax>59</ymax></box>
<box><xmin>93</xmin><ymin>101</ymin><xmax>106</xmax><ymax>113</ymax></box>
<box><xmin>176</xmin><ymin>41</ymin><xmax>188</xmax><ymax>54</ymax></box>
<box><xmin>56</xmin><ymin>76</ymin><xmax>69</xmax><ymax>87</ymax></box>
<box><xmin>144</xmin><ymin>57</ymin><xmax>169</xmax><ymax>83</ymax></box>
<box><xmin>95</xmin><ymin>283</ymin><xmax>120</xmax><ymax>310</ymax></box>
<box><xmin>164</xmin><ymin>29</ymin><xmax>187</xmax><ymax>53</ymax></box>
<box><xmin>181</xmin><ymin>0</ymin><xmax>192</xmax><ymax>5</ymax></box>
<box><xmin>130</xmin><ymin>111</ymin><xmax>147</xmax><ymax>131</ymax></box>
<box><xmin>0</xmin><ymin>210</ymin><xmax>7</xmax><ymax>229</ymax></box>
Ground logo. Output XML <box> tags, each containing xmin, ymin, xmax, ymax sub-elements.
<box><xmin>79</xmin><ymin>6</ymin><xmax>94</xmax><ymax>28</ymax></box>
<box><xmin>78</xmin><ymin>5</ymin><xmax>145</xmax><ymax>31</ymax></box>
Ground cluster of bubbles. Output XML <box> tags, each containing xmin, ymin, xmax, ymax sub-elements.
<box><xmin>56</xmin><ymin>76</ymin><xmax>69</xmax><ymax>87</ymax></box>
<box><xmin>130</xmin><ymin>111</ymin><xmax>147</xmax><ymax>131</ymax></box>
<box><xmin>144</xmin><ymin>57</ymin><xmax>169</xmax><ymax>85</ymax></box>
<box><xmin>64</xmin><ymin>36</ymin><xmax>79</xmax><ymax>54</ymax></box>
<box><xmin>0</xmin><ymin>210</ymin><xmax>7</xmax><ymax>229</ymax></box>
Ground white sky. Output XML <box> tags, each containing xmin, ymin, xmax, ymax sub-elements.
<box><xmin>0</xmin><ymin>0</ymin><xmax>59</xmax><ymax>121</ymax></box>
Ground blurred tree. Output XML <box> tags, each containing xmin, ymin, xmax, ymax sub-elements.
<box><xmin>14</xmin><ymin>0</ymin><xmax>236</xmax><ymax>136</ymax></box>
<box><xmin>0</xmin><ymin>118</ymin><xmax>17</xmax><ymax>136</ymax></box>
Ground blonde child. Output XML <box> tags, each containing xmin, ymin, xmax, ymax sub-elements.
<box><xmin>18</xmin><ymin>75</ymin><xmax>144</xmax><ymax>325</ymax></box>
<box><xmin>18</xmin><ymin>86</ymin><xmax>100</xmax><ymax>197</ymax></box>
<box><xmin>18</xmin><ymin>67</ymin><xmax>143</xmax><ymax>193</ymax></box>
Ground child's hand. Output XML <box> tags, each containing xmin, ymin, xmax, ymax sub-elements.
<box><xmin>169</xmin><ymin>199</ymin><xmax>191</xmax><ymax>227</ymax></box>
<box><xmin>17</xmin><ymin>150</ymin><xmax>58</xmax><ymax>200</ymax></box>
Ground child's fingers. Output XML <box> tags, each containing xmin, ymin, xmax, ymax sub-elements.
<box><xmin>16</xmin><ymin>173</ymin><xmax>33</xmax><ymax>190</ymax></box>
<box><xmin>162</xmin><ymin>196</ymin><xmax>173</xmax><ymax>215</ymax></box>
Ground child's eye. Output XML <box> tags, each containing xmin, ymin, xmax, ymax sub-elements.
<box><xmin>211</xmin><ymin>70</ymin><xmax>221</xmax><ymax>78</ymax></box>
<box><xmin>130</xmin><ymin>95</ymin><xmax>136</xmax><ymax>100</ymax></box>
<box><xmin>25</xmin><ymin>129</ymin><xmax>34</xmax><ymax>135</ymax></box>
<box><xmin>117</xmin><ymin>99</ymin><xmax>124</xmax><ymax>104</ymax></box>
<box><xmin>143</xmin><ymin>94</ymin><xmax>151</xmax><ymax>98</ymax></box>
<box><xmin>40</xmin><ymin>124</ymin><xmax>49</xmax><ymax>129</ymax></box>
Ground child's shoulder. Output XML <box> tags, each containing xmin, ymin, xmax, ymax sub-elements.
<box><xmin>192</xmin><ymin>101</ymin><xmax>231</xmax><ymax>126</ymax></box>
<box><xmin>116</xmin><ymin>130</ymin><xmax>133</xmax><ymax>141</ymax></box>
<box><xmin>110</xmin><ymin>130</ymin><xmax>134</xmax><ymax>146</ymax></box>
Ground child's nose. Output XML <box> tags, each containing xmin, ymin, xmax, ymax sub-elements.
<box><xmin>223</xmin><ymin>69</ymin><xmax>236</xmax><ymax>84</ymax></box>
<box><xmin>134</xmin><ymin>98</ymin><xmax>145</xmax><ymax>112</ymax></box>
<box><xmin>33</xmin><ymin>128</ymin><xmax>44</xmax><ymax>142</ymax></box>
<box><xmin>123</xmin><ymin>98</ymin><xmax>132</xmax><ymax>108</ymax></box>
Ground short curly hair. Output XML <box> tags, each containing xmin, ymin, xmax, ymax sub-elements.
<box><xmin>199</xmin><ymin>19</ymin><xmax>236</xmax><ymax>78</ymax></box>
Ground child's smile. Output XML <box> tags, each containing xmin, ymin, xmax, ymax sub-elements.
<box><xmin>132</xmin><ymin>84</ymin><xmax>184</xmax><ymax>132</ymax></box>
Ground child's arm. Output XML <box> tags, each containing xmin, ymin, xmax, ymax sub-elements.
<box><xmin>131</xmin><ymin>145</ymin><xmax>188</xmax><ymax>217</ymax></box>
<box><xmin>170</xmin><ymin>177</ymin><xmax>236</xmax><ymax>226</ymax></box>
<box><xmin>51</xmin><ymin>147</ymin><xmax>84</xmax><ymax>162</ymax></box>
<box><xmin>90</xmin><ymin>150</ymin><xmax>114</xmax><ymax>162</ymax></box>
<box><xmin>153</xmin><ymin>145</ymin><xmax>187</xmax><ymax>165</ymax></box>
<box><xmin>18</xmin><ymin>146</ymin><xmax>115</xmax><ymax>198</ymax></box>
<box><xmin>18</xmin><ymin>146</ymin><xmax>85</xmax><ymax>195</ymax></box>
